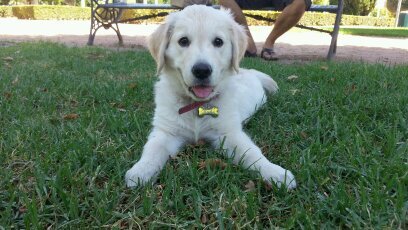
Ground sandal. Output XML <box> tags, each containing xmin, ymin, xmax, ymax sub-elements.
<box><xmin>244</xmin><ymin>50</ymin><xmax>257</xmax><ymax>58</ymax></box>
<box><xmin>260</xmin><ymin>47</ymin><xmax>279</xmax><ymax>61</ymax></box>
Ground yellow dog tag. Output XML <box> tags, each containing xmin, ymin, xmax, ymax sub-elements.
<box><xmin>198</xmin><ymin>106</ymin><xmax>218</xmax><ymax>118</ymax></box>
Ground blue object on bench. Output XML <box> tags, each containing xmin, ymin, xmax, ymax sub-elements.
<box><xmin>87</xmin><ymin>1</ymin><xmax>343</xmax><ymax>60</ymax></box>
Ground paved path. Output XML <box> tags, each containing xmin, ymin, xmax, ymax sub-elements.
<box><xmin>1</xmin><ymin>18</ymin><xmax>407</xmax><ymax>65</ymax></box>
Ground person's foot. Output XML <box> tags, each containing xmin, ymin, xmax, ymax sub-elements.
<box><xmin>244</xmin><ymin>50</ymin><xmax>257</xmax><ymax>58</ymax></box>
<box><xmin>261</xmin><ymin>47</ymin><xmax>279</xmax><ymax>61</ymax></box>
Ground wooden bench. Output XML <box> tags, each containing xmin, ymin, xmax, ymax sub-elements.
<box><xmin>87</xmin><ymin>1</ymin><xmax>343</xmax><ymax>60</ymax></box>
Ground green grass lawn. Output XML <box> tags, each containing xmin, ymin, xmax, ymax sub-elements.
<box><xmin>293</xmin><ymin>26</ymin><xmax>408</xmax><ymax>38</ymax></box>
<box><xmin>339</xmin><ymin>27</ymin><xmax>408</xmax><ymax>38</ymax></box>
<box><xmin>1</xmin><ymin>42</ymin><xmax>407</xmax><ymax>228</ymax></box>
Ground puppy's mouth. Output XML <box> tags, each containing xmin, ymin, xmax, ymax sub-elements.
<box><xmin>189</xmin><ymin>85</ymin><xmax>214</xmax><ymax>99</ymax></box>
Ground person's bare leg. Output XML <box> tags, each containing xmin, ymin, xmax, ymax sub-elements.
<box><xmin>219</xmin><ymin>0</ymin><xmax>257</xmax><ymax>54</ymax></box>
<box><xmin>262</xmin><ymin>0</ymin><xmax>307</xmax><ymax>59</ymax></box>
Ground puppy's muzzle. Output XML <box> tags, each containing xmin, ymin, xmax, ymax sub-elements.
<box><xmin>192</xmin><ymin>62</ymin><xmax>212</xmax><ymax>80</ymax></box>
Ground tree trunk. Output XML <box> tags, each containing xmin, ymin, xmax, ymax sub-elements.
<box><xmin>395</xmin><ymin>0</ymin><xmax>402</xmax><ymax>26</ymax></box>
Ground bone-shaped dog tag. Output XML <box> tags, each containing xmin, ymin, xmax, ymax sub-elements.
<box><xmin>198</xmin><ymin>106</ymin><xmax>218</xmax><ymax>118</ymax></box>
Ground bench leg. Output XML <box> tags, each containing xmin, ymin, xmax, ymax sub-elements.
<box><xmin>88</xmin><ymin>0</ymin><xmax>98</xmax><ymax>46</ymax></box>
<box><xmin>87</xmin><ymin>2</ymin><xmax>124</xmax><ymax>46</ymax></box>
<box><xmin>88</xmin><ymin>21</ymin><xmax>123</xmax><ymax>46</ymax></box>
<box><xmin>327</xmin><ymin>0</ymin><xmax>344</xmax><ymax>60</ymax></box>
<box><xmin>111</xmin><ymin>22</ymin><xmax>124</xmax><ymax>46</ymax></box>
<box><xmin>87</xmin><ymin>14</ymin><xmax>98</xmax><ymax>46</ymax></box>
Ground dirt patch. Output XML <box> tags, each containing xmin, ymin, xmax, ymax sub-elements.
<box><xmin>1</xmin><ymin>19</ymin><xmax>407</xmax><ymax>65</ymax></box>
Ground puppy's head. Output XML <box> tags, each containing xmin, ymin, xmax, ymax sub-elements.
<box><xmin>148</xmin><ymin>5</ymin><xmax>247</xmax><ymax>101</ymax></box>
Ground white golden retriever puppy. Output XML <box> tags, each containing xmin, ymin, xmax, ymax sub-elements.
<box><xmin>125</xmin><ymin>5</ymin><xmax>296</xmax><ymax>189</ymax></box>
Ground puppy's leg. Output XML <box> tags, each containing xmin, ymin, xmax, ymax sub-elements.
<box><xmin>214</xmin><ymin>131</ymin><xmax>296</xmax><ymax>189</ymax></box>
<box><xmin>125</xmin><ymin>129</ymin><xmax>183</xmax><ymax>188</ymax></box>
<box><xmin>253</xmin><ymin>71</ymin><xmax>279</xmax><ymax>94</ymax></box>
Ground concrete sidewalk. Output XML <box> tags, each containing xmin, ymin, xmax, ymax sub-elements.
<box><xmin>1</xmin><ymin>18</ymin><xmax>407</xmax><ymax>64</ymax></box>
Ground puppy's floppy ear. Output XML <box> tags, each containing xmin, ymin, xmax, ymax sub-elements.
<box><xmin>230</xmin><ymin>23</ymin><xmax>248</xmax><ymax>73</ymax></box>
<box><xmin>148</xmin><ymin>22</ymin><xmax>174</xmax><ymax>74</ymax></box>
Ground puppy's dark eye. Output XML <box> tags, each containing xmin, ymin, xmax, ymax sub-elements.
<box><xmin>178</xmin><ymin>37</ymin><xmax>190</xmax><ymax>47</ymax></box>
<box><xmin>213</xmin><ymin>37</ymin><xmax>223</xmax><ymax>47</ymax></box>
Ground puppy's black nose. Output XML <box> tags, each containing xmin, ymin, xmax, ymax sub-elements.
<box><xmin>192</xmin><ymin>63</ymin><xmax>212</xmax><ymax>79</ymax></box>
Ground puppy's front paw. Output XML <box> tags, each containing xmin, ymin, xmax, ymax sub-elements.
<box><xmin>262</xmin><ymin>164</ymin><xmax>297</xmax><ymax>190</ymax></box>
<box><xmin>125</xmin><ymin>162</ymin><xmax>158</xmax><ymax>188</ymax></box>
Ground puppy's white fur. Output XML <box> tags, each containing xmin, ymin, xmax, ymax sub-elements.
<box><xmin>125</xmin><ymin>5</ymin><xmax>296</xmax><ymax>189</ymax></box>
